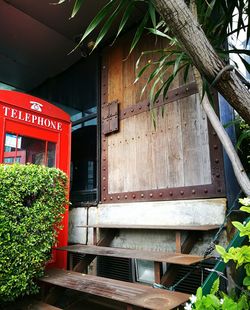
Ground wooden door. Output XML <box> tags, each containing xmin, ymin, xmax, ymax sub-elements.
<box><xmin>101</xmin><ymin>33</ymin><xmax>225</xmax><ymax>203</ymax></box>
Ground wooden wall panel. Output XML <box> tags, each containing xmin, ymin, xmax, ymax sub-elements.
<box><xmin>107</xmin><ymin>46</ymin><xmax>123</xmax><ymax>104</ymax></box>
<box><xmin>108</xmin><ymin>97</ymin><xmax>211</xmax><ymax>193</ymax></box>
<box><xmin>102</xmin><ymin>32</ymin><xmax>224</xmax><ymax>201</ymax></box>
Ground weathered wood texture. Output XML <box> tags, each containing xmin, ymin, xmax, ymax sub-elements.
<box><xmin>58</xmin><ymin>244</ymin><xmax>204</xmax><ymax>265</ymax></box>
<box><xmin>108</xmin><ymin>95</ymin><xmax>211</xmax><ymax>193</ymax></box>
<box><xmin>41</xmin><ymin>269</ymin><xmax>190</xmax><ymax>310</ymax></box>
<box><xmin>102</xmin><ymin>33</ymin><xmax>223</xmax><ymax>199</ymax></box>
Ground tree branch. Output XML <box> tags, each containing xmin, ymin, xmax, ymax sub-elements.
<box><xmin>153</xmin><ymin>0</ymin><xmax>250</xmax><ymax>124</ymax></box>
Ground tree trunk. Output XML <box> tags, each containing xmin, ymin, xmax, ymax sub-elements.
<box><xmin>153</xmin><ymin>0</ymin><xmax>250</xmax><ymax>124</ymax></box>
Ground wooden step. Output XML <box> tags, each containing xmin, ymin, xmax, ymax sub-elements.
<box><xmin>40</xmin><ymin>268</ymin><xmax>190</xmax><ymax>310</ymax></box>
<box><xmin>58</xmin><ymin>244</ymin><xmax>204</xmax><ymax>265</ymax></box>
<box><xmin>79</xmin><ymin>224</ymin><xmax>221</xmax><ymax>230</ymax></box>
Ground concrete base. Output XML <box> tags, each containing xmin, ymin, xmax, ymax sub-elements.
<box><xmin>68</xmin><ymin>198</ymin><xmax>226</xmax><ymax>249</ymax></box>
<box><xmin>88</xmin><ymin>198</ymin><xmax>226</xmax><ymax>226</ymax></box>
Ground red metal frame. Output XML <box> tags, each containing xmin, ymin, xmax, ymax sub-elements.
<box><xmin>0</xmin><ymin>90</ymin><xmax>71</xmax><ymax>269</ymax></box>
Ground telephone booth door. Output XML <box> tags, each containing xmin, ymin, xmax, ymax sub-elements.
<box><xmin>0</xmin><ymin>90</ymin><xmax>71</xmax><ymax>269</ymax></box>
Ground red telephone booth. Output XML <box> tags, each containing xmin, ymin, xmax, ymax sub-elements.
<box><xmin>0</xmin><ymin>90</ymin><xmax>71</xmax><ymax>269</ymax></box>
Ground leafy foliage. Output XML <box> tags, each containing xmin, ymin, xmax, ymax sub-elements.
<box><xmin>55</xmin><ymin>0</ymin><xmax>250</xmax><ymax>102</ymax></box>
<box><xmin>0</xmin><ymin>164</ymin><xmax>68</xmax><ymax>303</ymax></box>
<box><xmin>185</xmin><ymin>198</ymin><xmax>250</xmax><ymax>309</ymax></box>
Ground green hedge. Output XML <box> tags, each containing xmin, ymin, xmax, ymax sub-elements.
<box><xmin>0</xmin><ymin>164</ymin><xmax>68</xmax><ymax>303</ymax></box>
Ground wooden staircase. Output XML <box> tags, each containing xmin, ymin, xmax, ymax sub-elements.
<box><xmin>39</xmin><ymin>224</ymin><xmax>220</xmax><ymax>309</ymax></box>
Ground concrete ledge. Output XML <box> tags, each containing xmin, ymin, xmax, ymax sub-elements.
<box><xmin>68</xmin><ymin>207</ymin><xmax>87</xmax><ymax>244</ymax></box>
<box><xmin>89</xmin><ymin>198</ymin><xmax>227</xmax><ymax>226</ymax></box>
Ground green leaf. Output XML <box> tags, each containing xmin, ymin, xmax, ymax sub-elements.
<box><xmin>196</xmin><ymin>287</ymin><xmax>203</xmax><ymax>300</ymax></box>
<box><xmin>236</xmin><ymin>129</ymin><xmax>250</xmax><ymax>149</ymax></box>
<box><xmin>148</xmin><ymin>1</ymin><xmax>156</xmax><ymax>29</ymax></box>
<box><xmin>70</xmin><ymin>0</ymin><xmax>85</xmax><ymax>18</ymax></box>
<box><xmin>221</xmin><ymin>296</ymin><xmax>237</xmax><ymax>310</ymax></box>
<box><xmin>75</xmin><ymin>0</ymin><xmax>116</xmax><ymax>49</ymax></box>
<box><xmin>183</xmin><ymin>63</ymin><xmax>191</xmax><ymax>83</ymax></box>
<box><xmin>51</xmin><ymin>0</ymin><xmax>67</xmax><ymax>4</ymax></box>
<box><xmin>216</xmin><ymin>244</ymin><xmax>227</xmax><ymax>256</ymax></box>
<box><xmin>210</xmin><ymin>278</ymin><xmax>220</xmax><ymax>294</ymax></box>
<box><xmin>134</xmin><ymin>63</ymin><xmax>151</xmax><ymax>84</ymax></box>
<box><xmin>232</xmin><ymin>221</ymin><xmax>245</xmax><ymax>232</ymax></box>
<box><xmin>237</xmin><ymin>294</ymin><xmax>249</xmax><ymax>310</ymax></box>
<box><xmin>243</xmin><ymin>276</ymin><xmax>250</xmax><ymax>286</ymax></box>
<box><xmin>173</xmin><ymin>52</ymin><xmax>184</xmax><ymax>76</ymax></box>
<box><xmin>239</xmin><ymin>198</ymin><xmax>250</xmax><ymax>206</ymax></box>
<box><xmin>112</xmin><ymin>1</ymin><xmax>135</xmax><ymax>43</ymax></box>
<box><xmin>240</xmin><ymin>206</ymin><xmax>250</xmax><ymax>214</ymax></box>
<box><xmin>146</xmin><ymin>28</ymin><xmax>172</xmax><ymax>40</ymax></box>
<box><xmin>92</xmin><ymin>0</ymin><xmax>127</xmax><ymax>51</ymax></box>
<box><xmin>245</xmin><ymin>263</ymin><xmax>250</xmax><ymax>276</ymax></box>
<box><xmin>135</xmin><ymin>49</ymin><xmax>165</xmax><ymax>69</ymax></box>
<box><xmin>205</xmin><ymin>294</ymin><xmax>221</xmax><ymax>307</ymax></box>
<box><xmin>128</xmin><ymin>12</ymin><xmax>149</xmax><ymax>55</ymax></box>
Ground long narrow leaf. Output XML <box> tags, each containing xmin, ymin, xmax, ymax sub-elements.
<box><xmin>183</xmin><ymin>63</ymin><xmax>191</xmax><ymax>83</ymax></box>
<box><xmin>227</xmin><ymin>49</ymin><xmax>250</xmax><ymax>57</ymax></box>
<box><xmin>92</xmin><ymin>1</ymin><xmax>127</xmax><ymax>51</ymax></box>
<box><xmin>163</xmin><ymin>64</ymin><xmax>186</xmax><ymax>99</ymax></box>
<box><xmin>136</xmin><ymin>49</ymin><xmax>168</xmax><ymax>69</ymax></box>
<box><xmin>75</xmin><ymin>0</ymin><xmax>116</xmax><ymax>49</ymax></box>
<box><xmin>143</xmin><ymin>59</ymin><xmax>175</xmax><ymax>95</ymax></box>
<box><xmin>146</xmin><ymin>28</ymin><xmax>172</xmax><ymax>40</ymax></box>
<box><xmin>134</xmin><ymin>63</ymin><xmax>151</xmax><ymax>84</ymax></box>
<box><xmin>236</xmin><ymin>130</ymin><xmax>250</xmax><ymax>149</ymax></box>
<box><xmin>112</xmin><ymin>1</ymin><xmax>135</xmax><ymax>44</ymax></box>
<box><xmin>70</xmin><ymin>0</ymin><xmax>85</xmax><ymax>18</ymax></box>
<box><xmin>128</xmin><ymin>12</ymin><xmax>149</xmax><ymax>55</ymax></box>
<box><xmin>239</xmin><ymin>55</ymin><xmax>250</xmax><ymax>74</ymax></box>
<box><xmin>173</xmin><ymin>52</ymin><xmax>184</xmax><ymax>76</ymax></box>
<box><xmin>149</xmin><ymin>68</ymin><xmax>170</xmax><ymax>103</ymax></box>
<box><xmin>50</xmin><ymin>0</ymin><xmax>67</xmax><ymax>4</ymax></box>
<box><xmin>148</xmin><ymin>1</ymin><xmax>156</xmax><ymax>29</ymax></box>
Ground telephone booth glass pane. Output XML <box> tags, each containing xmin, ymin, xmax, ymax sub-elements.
<box><xmin>4</xmin><ymin>133</ymin><xmax>56</xmax><ymax>167</ymax></box>
<box><xmin>21</xmin><ymin>136</ymin><xmax>46</xmax><ymax>165</ymax></box>
<box><xmin>47</xmin><ymin>142</ymin><xmax>56</xmax><ymax>167</ymax></box>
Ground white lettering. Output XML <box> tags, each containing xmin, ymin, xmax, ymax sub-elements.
<box><xmin>25</xmin><ymin>113</ymin><xmax>31</xmax><ymax>122</ymax></box>
<box><xmin>50</xmin><ymin>120</ymin><xmax>56</xmax><ymax>130</ymax></box>
<box><xmin>11</xmin><ymin>109</ymin><xmax>17</xmax><ymax>118</ymax></box>
<box><xmin>31</xmin><ymin>115</ymin><xmax>37</xmax><ymax>123</ymax></box>
<box><xmin>37</xmin><ymin>116</ymin><xmax>44</xmax><ymax>126</ymax></box>
<box><xmin>57</xmin><ymin>122</ymin><xmax>62</xmax><ymax>131</ymax></box>
<box><xmin>44</xmin><ymin>119</ymin><xmax>50</xmax><ymax>127</ymax></box>
<box><xmin>2</xmin><ymin>106</ymin><xmax>63</xmax><ymax>131</ymax></box>
<box><xmin>3</xmin><ymin>106</ymin><xmax>10</xmax><ymax>116</ymax></box>
<box><xmin>18</xmin><ymin>110</ymin><xmax>25</xmax><ymax>121</ymax></box>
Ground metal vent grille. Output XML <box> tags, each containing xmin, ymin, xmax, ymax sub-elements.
<box><xmin>97</xmin><ymin>256</ymin><xmax>133</xmax><ymax>282</ymax></box>
<box><xmin>171</xmin><ymin>259</ymin><xmax>225</xmax><ymax>294</ymax></box>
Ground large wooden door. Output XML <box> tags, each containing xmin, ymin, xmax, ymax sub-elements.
<box><xmin>101</xmin><ymin>33</ymin><xmax>225</xmax><ymax>203</ymax></box>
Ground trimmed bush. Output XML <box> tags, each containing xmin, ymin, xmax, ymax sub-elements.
<box><xmin>0</xmin><ymin>164</ymin><xmax>68</xmax><ymax>303</ymax></box>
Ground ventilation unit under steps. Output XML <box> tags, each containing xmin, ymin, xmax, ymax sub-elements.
<box><xmin>97</xmin><ymin>257</ymin><xmax>134</xmax><ymax>282</ymax></box>
<box><xmin>170</xmin><ymin>258</ymin><xmax>226</xmax><ymax>294</ymax></box>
